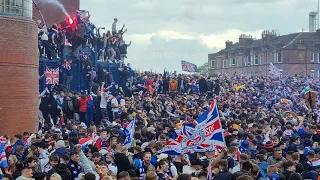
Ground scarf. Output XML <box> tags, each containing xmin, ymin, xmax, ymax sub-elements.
<box><xmin>69</xmin><ymin>160</ymin><xmax>82</xmax><ymax>179</ymax></box>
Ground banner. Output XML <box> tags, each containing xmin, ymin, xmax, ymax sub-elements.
<box><xmin>268</xmin><ymin>63</ymin><xmax>282</xmax><ymax>78</ymax></box>
<box><xmin>181</xmin><ymin>60</ymin><xmax>198</xmax><ymax>72</ymax></box>
<box><xmin>160</xmin><ymin>101</ymin><xmax>226</xmax><ymax>154</ymax></box>
<box><xmin>124</xmin><ymin>117</ymin><xmax>136</xmax><ymax>148</ymax></box>
<box><xmin>45</xmin><ymin>67</ymin><xmax>59</xmax><ymax>85</ymax></box>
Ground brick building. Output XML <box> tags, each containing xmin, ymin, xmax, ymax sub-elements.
<box><xmin>0</xmin><ymin>0</ymin><xmax>38</xmax><ymax>137</ymax></box>
<box><xmin>208</xmin><ymin>30</ymin><xmax>320</xmax><ymax>78</ymax></box>
<box><xmin>33</xmin><ymin>0</ymin><xmax>80</xmax><ymax>26</ymax></box>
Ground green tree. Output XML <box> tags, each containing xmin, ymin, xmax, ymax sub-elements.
<box><xmin>198</xmin><ymin>62</ymin><xmax>208</xmax><ymax>75</ymax></box>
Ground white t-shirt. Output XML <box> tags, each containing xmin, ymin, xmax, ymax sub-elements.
<box><xmin>100</xmin><ymin>92</ymin><xmax>108</xmax><ymax>109</ymax></box>
<box><xmin>112</xmin><ymin>22</ymin><xmax>117</xmax><ymax>32</ymax></box>
<box><xmin>111</xmin><ymin>98</ymin><xmax>119</xmax><ymax>112</ymax></box>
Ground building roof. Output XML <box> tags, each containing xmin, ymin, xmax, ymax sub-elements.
<box><xmin>214</xmin><ymin>32</ymin><xmax>320</xmax><ymax>53</ymax></box>
<box><xmin>284</xmin><ymin>32</ymin><xmax>320</xmax><ymax>49</ymax></box>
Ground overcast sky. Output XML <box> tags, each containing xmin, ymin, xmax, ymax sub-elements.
<box><xmin>80</xmin><ymin>0</ymin><xmax>317</xmax><ymax>72</ymax></box>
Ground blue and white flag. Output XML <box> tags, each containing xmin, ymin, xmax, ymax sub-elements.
<box><xmin>0</xmin><ymin>137</ymin><xmax>8</xmax><ymax>168</ymax></box>
<box><xmin>124</xmin><ymin>117</ymin><xmax>136</xmax><ymax>148</ymax></box>
<box><xmin>268</xmin><ymin>63</ymin><xmax>282</xmax><ymax>78</ymax></box>
<box><xmin>160</xmin><ymin>101</ymin><xmax>226</xmax><ymax>155</ymax></box>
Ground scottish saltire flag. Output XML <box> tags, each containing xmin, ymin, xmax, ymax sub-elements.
<box><xmin>0</xmin><ymin>137</ymin><xmax>8</xmax><ymax>168</ymax></box>
<box><xmin>124</xmin><ymin>117</ymin><xmax>136</xmax><ymax>148</ymax></box>
<box><xmin>161</xmin><ymin>101</ymin><xmax>226</xmax><ymax>154</ymax></box>
<box><xmin>181</xmin><ymin>60</ymin><xmax>198</xmax><ymax>72</ymax></box>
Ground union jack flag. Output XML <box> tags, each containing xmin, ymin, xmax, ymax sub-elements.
<box><xmin>160</xmin><ymin>101</ymin><xmax>226</xmax><ymax>155</ymax></box>
<box><xmin>160</xmin><ymin>129</ymin><xmax>185</xmax><ymax>155</ymax></box>
<box><xmin>79</xmin><ymin>137</ymin><xmax>94</xmax><ymax>150</ymax></box>
<box><xmin>181</xmin><ymin>60</ymin><xmax>198</xmax><ymax>72</ymax></box>
<box><xmin>45</xmin><ymin>67</ymin><xmax>59</xmax><ymax>85</ymax></box>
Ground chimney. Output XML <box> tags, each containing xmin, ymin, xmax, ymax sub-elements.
<box><xmin>261</xmin><ymin>30</ymin><xmax>277</xmax><ymax>46</ymax></box>
<box><xmin>239</xmin><ymin>34</ymin><xmax>253</xmax><ymax>47</ymax></box>
<box><xmin>225</xmin><ymin>40</ymin><xmax>233</xmax><ymax>49</ymax></box>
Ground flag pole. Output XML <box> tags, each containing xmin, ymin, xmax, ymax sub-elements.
<box><xmin>33</xmin><ymin>0</ymin><xmax>48</xmax><ymax>31</ymax></box>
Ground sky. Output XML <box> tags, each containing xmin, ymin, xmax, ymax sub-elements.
<box><xmin>80</xmin><ymin>0</ymin><xmax>318</xmax><ymax>73</ymax></box>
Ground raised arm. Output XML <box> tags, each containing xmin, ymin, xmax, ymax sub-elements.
<box><xmin>212</xmin><ymin>148</ymin><xmax>227</xmax><ymax>167</ymax></box>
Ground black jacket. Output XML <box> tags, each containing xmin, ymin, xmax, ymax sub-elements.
<box><xmin>214</xmin><ymin>170</ymin><xmax>232</xmax><ymax>180</ymax></box>
<box><xmin>114</xmin><ymin>152</ymin><xmax>132</xmax><ymax>174</ymax></box>
<box><xmin>47</xmin><ymin>164</ymin><xmax>73</xmax><ymax>180</ymax></box>
<box><xmin>199</xmin><ymin>78</ymin><xmax>208</xmax><ymax>92</ymax></box>
<box><xmin>231</xmin><ymin>170</ymin><xmax>249</xmax><ymax>180</ymax></box>
<box><xmin>71</xmin><ymin>96</ymin><xmax>79</xmax><ymax>113</ymax></box>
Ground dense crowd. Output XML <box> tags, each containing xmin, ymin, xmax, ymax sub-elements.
<box><xmin>1</xmin><ymin>72</ymin><xmax>320</xmax><ymax>180</ymax></box>
<box><xmin>37</xmin><ymin>12</ymin><xmax>131</xmax><ymax>68</ymax></box>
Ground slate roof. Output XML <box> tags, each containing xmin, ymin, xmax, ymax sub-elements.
<box><xmin>222</xmin><ymin>32</ymin><xmax>320</xmax><ymax>51</ymax></box>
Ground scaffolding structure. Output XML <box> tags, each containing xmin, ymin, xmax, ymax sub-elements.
<box><xmin>309</xmin><ymin>11</ymin><xmax>318</xmax><ymax>32</ymax></box>
<box><xmin>309</xmin><ymin>0</ymin><xmax>320</xmax><ymax>32</ymax></box>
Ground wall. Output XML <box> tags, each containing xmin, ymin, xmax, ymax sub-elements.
<box><xmin>0</xmin><ymin>16</ymin><xmax>38</xmax><ymax>137</ymax></box>
<box><xmin>33</xmin><ymin>0</ymin><xmax>80</xmax><ymax>26</ymax></box>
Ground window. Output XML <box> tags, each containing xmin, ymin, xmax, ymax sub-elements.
<box><xmin>318</xmin><ymin>53</ymin><xmax>320</xmax><ymax>63</ymax></box>
<box><xmin>0</xmin><ymin>0</ymin><xmax>32</xmax><ymax>18</ymax></box>
<box><xmin>311</xmin><ymin>53</ymin><xmax>315</xmax><ymax>62</ymax></box>
<box><xmin>311</xmin><ymin>70</ymin><xmax>315</xmax><ymax>78</ymax></box>
<box><xmin>254</xmin><ymin>55</ymin><xmax>259</xmax><ymax>65</ymax></box>
<box><xmin>210</xmin><ymin>60</ymin><xmax>215</xmax><ymax>69</ymax></box>
<box><xmin>247</xmin><ymin>56</ymin><xmax>251</xmax><ymax>66</ymax></box>
<box><xmin>277</xmin><ymin>53</ymin><xmax>282</xmax><ymax>63</ymax></box>
<box><xmin>223</xmin><ymin>59</ymin><xmax>228</xmax><ymax>68</ymax></box>
<box><xmin>318</xmin><ymin>70</ymin><xmax>320</xmax><ymax>78</ymax></box>
<box><xmin>231</xmin><ymin>58</ymin><xmax>236</xmax><ymax>67</ymax></box>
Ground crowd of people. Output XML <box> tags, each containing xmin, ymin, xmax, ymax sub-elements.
<box><xmin>37</xmin><ymin>13</ymin><xmax>131</xmax><ymax>68</ymax></box>
<box><xmin>1</xmin><ymin>71</ymin><xmax>320</xmax><ymax>180</ymax></box>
